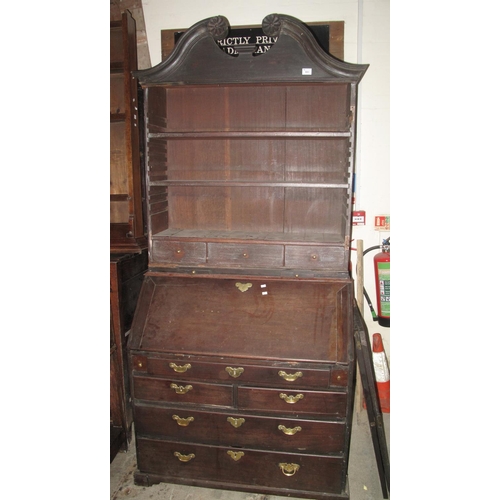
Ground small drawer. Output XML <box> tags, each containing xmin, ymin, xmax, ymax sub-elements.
<box><xmin>136</xmin><ymin>437</ymin><xmax>345</xmax><ymax>495</ymax></box>
<box><xmin>133</xmin><ymin>356</ymin><xmax>246</xmax><ymax>382</ymax></box>
<box><xmin>248</xmin><ymin>364</ymin><xmax>331</xmax><ymax>389</ymax></box>
<box><xmin>133</xmin><ymin>375</ymin><xmax>233</xmax><ymax>407</ymax></box>
<box><xmin>134</xmin><ymin>404</ymin><xmax>346</xmax><ymax>454</ymax></box>
<box><xmin>151</xmin><ymin>240</ymin><xmax>206</xmax><ymax>264</ymax></box>
<box><xmin>207</xmin><ymin>243</ymin><xmax>284</xmax><ymax>267</ymax></box>
<box><xmin>238</xmin><ymin>387</ymin><xmax>347</xmax><ymax>418</ymax></box>
<box><xmin>284</xmin><ymin>245</ymin><xmax>345</xmax><ymax>269</ymax></box>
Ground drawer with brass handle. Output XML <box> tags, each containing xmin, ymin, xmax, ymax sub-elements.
<box><xmin>133</xmin><ymin>375</ymin><xmax>233</xmax><ymax>407</ymax></box>
<box><xmin>131</xmin><ymin>354</ymin><xmax>338</xmax><ymax>388</ymax></box>
<box><xmin>135</xmin><ymin>437</ymin><xmax>345</xmax><ymax>495</ymax></box>
<box><xmin>133</xmin><ymin>404</ymin><xmax>346</xmax><ymax>454</ymax></box>
<box><xmin>238</xmin><ymin>386</ymin><xmax>347</xmax><ymax>417</ymax></box>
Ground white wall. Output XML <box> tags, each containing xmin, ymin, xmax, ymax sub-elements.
<box><xmin>140</xmin><ymin>0</ymin><xmax>391</xmax><ymax>359</ymax></box>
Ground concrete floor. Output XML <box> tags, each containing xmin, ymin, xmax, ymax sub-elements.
<box><xmin>110</xmin><ymin>410</ymin><xmax>389</xmax><ymax>500</ymax></box>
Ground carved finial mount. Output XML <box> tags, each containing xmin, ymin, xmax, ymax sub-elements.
<box><xmin>262</xmin><ymin>14</ymin><xmax>282</xmax><ymax>37</ymax></box>
<box><xmin>207</xmin><ymin>16</ymin><xmax>229</xmax><ymax>40</ymax></box>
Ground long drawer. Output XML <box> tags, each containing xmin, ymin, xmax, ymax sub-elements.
<box><xmin>136</xmin><ymin>436</ymin><xmax>346</xmax><ymax>496</ymax></box>
<box><xmin>131</xmin><ymin>354</ymin><xmax>348</xmax><ymax>389</ymax></box>
<box><xmin>134</xmin><ymin>404</ymin><xmax>346</xmax><ymax>454</ymax></box>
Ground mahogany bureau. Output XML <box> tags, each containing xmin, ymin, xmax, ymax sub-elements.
<box><xmin>127</xmin><ymin>13</ymin><xmax>368</xmax><ymax>499</ymax></box>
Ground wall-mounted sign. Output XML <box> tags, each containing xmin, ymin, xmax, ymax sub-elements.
<box><xmin>162</xmin><ymin>22</ymin><xmax>344</xmax><ymax>62</ymax></box>
<box><xmin>174</xmin><ymin>25</ymin><xmax>331</xmax><ymax>57</ymax></box>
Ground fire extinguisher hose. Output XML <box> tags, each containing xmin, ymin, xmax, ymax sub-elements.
<box><xmin>362</xmin><ymin>245</ymin><xmax>383</xmax><ymax>321</ymax></box>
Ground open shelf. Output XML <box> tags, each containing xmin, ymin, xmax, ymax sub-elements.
<box><xmin>142</xmin><ymin>69</ymin><xmax>361</xmax><ymax>272</ymax></box>
<box><xmin>150</xmin><ymin>180</ymin><xmax>348</xmax><ymax>188</ymax></box>
<box><xmin>154</xmin><ymin>229</ymin><xmax>345</xmax><ymax>244</ymax></box>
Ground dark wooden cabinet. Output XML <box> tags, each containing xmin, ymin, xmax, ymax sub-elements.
<box><xmin>128</xmin><ymin>13</ymin><xmax>367</xmax><ymax>499</ymax></box>
<box><xmin>110</xmin><ymin>9</ymin><xmax>149</xmax><ymax>462</ymax></box>
<box><xmin>110</xmin><ymin>251</ymin><xmax>148</xmax><ymax>461</ymax></box>
<box><xmin>110</xmin><ymin>10</ymin><xmax>147</xmax><ymax>253</ymax></box>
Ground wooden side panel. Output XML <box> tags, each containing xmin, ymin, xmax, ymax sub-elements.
<box><xmin>127</xmin><ymin>275</ymin><xmax>157</xmax><ymax>350</ymax></box>
<box><xmin>110</xmin><ymin>25</ymin><xmax>123</xmax><ymax>65</ymax></box>
<box><xmin>110</xmin><ymin>121</ymin><xmax>128</xmax><ymax>195</ymax></box>
<box><xmin>110</xmin><ymin>74</ymin><xmax>125</xmax><ymax>114</ymax></box>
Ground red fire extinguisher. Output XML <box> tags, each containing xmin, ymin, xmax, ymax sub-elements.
<box><xmin>373</xmin><ymin>238</ymin><xmax>390</xmax><ymax>327</ymax></box>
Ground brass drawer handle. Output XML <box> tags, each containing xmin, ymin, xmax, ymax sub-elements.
<box><xmin>235</xmin><ymin>282</ymin><xmax>252</xmax><ymax>292</ymax></box>
<box><xmin>227</xmin><ymin>417</ymin><xmax>246</xmax><ymax>428</ymax></box>
<box><xmin>279</xmin><ymin>463</ymin><xmax>300</xmax><ymax>476</ymax></box>
<box><xmin>279</xmin><ymin>393</ymin><xmax>304</xmax><ymax>404</ymax></box>
<box><xmin>170</xmin><ymin>383</ymin><xmax>193</xmax><ymax>395</ymax></box>
<box><xmin>278</xmin><ymin>425</ymin><xmax>302</xmax><ymax>436</ymax></box>
<box><xmin>169</xmin><ymin>362</ymin><xmax>192</xmax><ymax>373</ymax></box>
<box><xmin>174</xmin><ymin>452</ymin><xmax>195</xmax><ymax>462</ymax></box>
<box><xmin>226</xmin><ymin>366</ymin><xmax>244</xmax><ymax>378</ymax></box>
<box><xmin>278</xmin><ymin>370</ymin><xmax>303</xmax><ymax>382</ymax></box>
<box><xmin>172</xmin><ymin>415</ymin><xmax>194</xmax><ymax>427</ymax></box>
<box><xmin>227</xmin><ymin>450</ymin><xmax>245</xmax><ymax>461</ymax></box>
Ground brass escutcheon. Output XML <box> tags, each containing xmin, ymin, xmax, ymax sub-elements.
<box><xmin>174</xmin><ymin>452</ymin><xmax>195</xmax><ymax>462</ymax></box>
<box><xmin>279</xmin><ymin>393</ymin><xmax>304</xmax><ymax>404</ymax></box>
<box><xmin>226</xmin><ymin>366</ymin><xmax>244</xmax><ymax>378</ymax></box>
<box><xmin>227</xmin><ymin>417</ymin><xmax>246</xmax><ymax>428</ymax></box>
<box><xmin>169</xmin><ymin>362</ymin><xmax>192</xmax><ymax>373</ymax></box>
<box><xmin>278</xmin><ymin>370</ymin><xmax>303</xmax><ymax>382</ymax></box>
<box><xmin>227</xmin><ymin>450</ymin><xmax>245</xmax><ymax>461</ymax></box>
<box><xmin>278</xmin><ymin>425</ymin><xmax>302</xmax><ymax>436</ymax></box>
<box><xmin>170</xmin><ymin>383</ymin><xmax>193</xmax><ymax>395</ymax></box>
<box><xmin>279</xmin><ymin>463</ymin><xmax>300</xmax><ymax>476</ymax></box>
<box><xmin>172</xmin><ymin>415</ymin><xmax>194</xmax><ymax>427</ymax></box>
<box><xmin>235</xmin><ymin>282</ymin><xmax>252</xmax><ymax>292</ymax></box>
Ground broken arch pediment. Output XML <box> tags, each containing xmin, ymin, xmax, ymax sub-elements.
<box><xmin>135</xmin><ymin>13</ymin><xmax>368</xmax><ymax>85</ymax></box>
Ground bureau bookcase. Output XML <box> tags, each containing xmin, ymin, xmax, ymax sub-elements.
<box><xmin>128</xmin><ymin>13</ymin><xmax>368</xmax><ymax>499</ymax></box>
